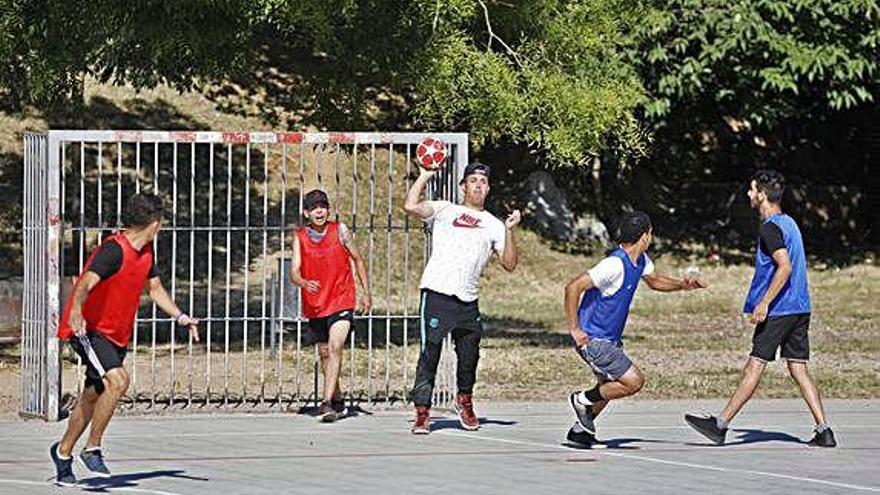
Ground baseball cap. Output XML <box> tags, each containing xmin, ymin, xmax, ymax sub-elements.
<box><xmin>460</xmin><ymin>162</ymin><xmax>490</xmax><ymax>182</ymax></box>
<box><xmin>303</xmin><ymin>189</ymin><xmax>330</xmax><ymax>210</ymax></box>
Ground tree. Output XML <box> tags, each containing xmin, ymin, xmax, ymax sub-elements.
<box><xmin>410</xmin><ymin>0</ymin><xmax>649</xmax><ymax>168</ymax></box>
<box><xmin>636</xmin><ymin>0</ymin><xmax>879</xmax><ymax>128</ymax></box>
<box><xmin>0</xmin><ymin>0</ymin><xmax>254</xmax><ymax>113</ymax></box>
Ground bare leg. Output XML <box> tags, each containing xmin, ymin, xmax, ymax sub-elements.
<box><xmin>58</xmin><ymin>386</ymin><xmax>100</xmax><ymax>457</ymax></box>
<box><xmin>322</xmin><ymin>321</ymin><xmax>351</xmax><ymax>401</ymax></box>
<box><xmin>719</xmin><ymin>357</ymin><xmax>766</xmax><ymax>423</ymax></box>
<box><xmin>591</xmin><ymin>399</ymin><xmax>609</xmax><ymax>417</ymax></box>
<box><xmin>598</xmin><ymin>365</ymin><xmax>646</xmax><ymax>401</ymax></box>
<box><xmin>787</xmin><ymin>360</ymin><xmax>827</xmax><ymax>425</ymax></box>
<box><xmin>85</xmin><ymin>368</ymin><xmax>129</xmax><ymax>450</ymax></box>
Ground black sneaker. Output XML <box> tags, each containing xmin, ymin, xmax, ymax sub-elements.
<box><xmin>684</xmin><ymin>413</ymin><xmax>727</xmax><ymax>445</ymax></box>
<box><xmin>49</xmin><ymin>442</ymin><xmax>77</xmax><ymax>486</ymax></box>
<box><xmin>566</xmin><ymin>425</ymin><xmax>596</xmax><ymax>448</ymax></box>
<box><xmin>569</xmin><ymin>392</ymin><xmax>596</xmax><ymax>434</ymax></box>
<box><xmin>79</xmin><ymin>448</ymin><xmax>111</xmax><ymax>478</ymax></box>
<box><xmin>317</xmin><ymin>402</ymin><xmax>337</xmax><ymax>423</ymax></box>
<box><xmin>808</xmin><ymin>428</ymin><xmax>837</xmax><ymax>447</ymax></box>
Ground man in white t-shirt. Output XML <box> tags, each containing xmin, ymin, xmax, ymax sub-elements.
<box><xmin>563</xmin><ymin>211</ymin><xmax>706</xmax><ymax>447</ymax></box>
<box><xmin>403</xmin><ymin>161</ymin><xmax>521</xmax><ymax>434</ymax></box>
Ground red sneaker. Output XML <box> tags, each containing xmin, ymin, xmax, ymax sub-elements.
<box><xmin>454</xmin><ymin>393</ymin><xmax>480</xmax><ymax>431</ymax></box>
<box><xmin>411</xmin><ymin>406</ymin><xmax>431</xmax><ymax>434</ymax></box>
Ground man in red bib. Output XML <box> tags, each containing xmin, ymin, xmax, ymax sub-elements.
<box><xmin>290</xmin><ymin>189</ymin><xmax>371</xmax><ymax>422</ymax></box>
<box><xmin>49</xmin><ymin>194</ymin><xmax>199</xmax><ymax>486</ymax></box>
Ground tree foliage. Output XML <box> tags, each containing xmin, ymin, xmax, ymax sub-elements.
<box><xmin>0</xmin><ymin>0</ymin><xmax>253</xmax><ymax>113</ymax></box>
<box><xmin>0</xmin><ymin>0</ymin><xmax>877</xmax><ymax>173</ymax></box>
<box><xmin>636</xmin><ymin>0</ymin><xmax>880</xmax><ymax>128</ymax></box>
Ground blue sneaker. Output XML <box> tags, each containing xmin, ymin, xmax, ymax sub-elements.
<box><xmin>79</xmin><ymin>448</ymin><xmax>111</xmax><ymax>478</ymax></box>
<box><xmin>49</xmin><ymin>442</ymin><xmax>77</xmax><ymax>486</ymax></box>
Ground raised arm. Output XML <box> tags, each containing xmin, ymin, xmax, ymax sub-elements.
<box><xmin>499</xmin><ymin>210</ymin><xmax>521</xmax><ymax>272</ymax></box>
<box><xmin>402</xmin><ymin>168</ymin><xmax>437</xmax><ymax>220</ymax></box>
<box><xmin>564</xmin><ymin>272</ymin><xmax>595</xmax><ymax>347</ymax></box>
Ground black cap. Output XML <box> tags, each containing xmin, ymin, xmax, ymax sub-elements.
<box><xmin>461</xmin><ymin>162</ymin><xmax>490</xmax><ymax>182</ymax></box>
<box><xmin>303</xmin><ymin>189</ymin><xmax>330</xmax><ymax>210</ymax></box>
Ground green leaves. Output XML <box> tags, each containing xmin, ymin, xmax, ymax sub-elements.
<box><xmin>636</xmin><ymin>0</ymin><xmax>879</xmax><ymax>127</ymax></box>
<box><xmin>412</xmin><ymin>0</ymin><xmax>647</xmax><ymax>167</ymax></box>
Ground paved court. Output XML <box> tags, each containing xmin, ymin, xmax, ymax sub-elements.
<box><xmin>1</xmin><ymin>399</ymin><xmax>878</xmax><ymax>494</ymax></box>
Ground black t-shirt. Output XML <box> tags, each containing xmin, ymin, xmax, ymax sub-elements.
<box><xmin>88</xmin><ymin>240</ymin><xmax>158</xmax><ymax>279</ymax></box>
<box><xmin>758</xmin><ymin>222</ymin><xmax>786</xmax><ymax>257</ymax></box>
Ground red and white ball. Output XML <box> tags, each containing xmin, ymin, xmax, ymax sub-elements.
<box><xmin>416</xmin><ymin>137</ymin><xmax>447</xmax><ymax>170</ymax></box>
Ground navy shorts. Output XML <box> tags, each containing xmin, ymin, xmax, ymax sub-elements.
<box><xmin>576</xmin><ymin>339</ymin><xmax>633</xmax><ymax>382</ymax></box>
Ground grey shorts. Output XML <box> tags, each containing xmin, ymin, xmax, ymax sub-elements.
<box><xmin>576</xmin><ymin>339</ymin><xmax>633</xmax><ymax>382</ymax></box>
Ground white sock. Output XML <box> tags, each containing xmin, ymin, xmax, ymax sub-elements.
<box><xmin>576</xmin><ymin>391</ymin><xmax>591</xmax><ymax>406</ymax></box>
<box><xmin>55</xmin><ymin>445</ymin><xmax>71</xmax><ymax>460</ymax></box>
<box><xmin>571</xmin><ymin>421</ymin><xmax>586</xmax><ymax>433</ymax></box>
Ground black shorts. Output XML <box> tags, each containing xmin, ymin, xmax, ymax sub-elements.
<box><xmin>420</xmin><ymin>289</ymin><xmax>482</xmax><ymax>345</ymax></box>
<box><xmin>307</xmin><ymin>309</ymin><xmax>354</xmax><ymax>344</ymax></box>
<box><xmin>68</xmin><ymin>331</ymin><xmax>127</xmax><ymax>394</ymax></box>
<box><xmin>750</xmin><ymin>313</ymin><xmax>810</xmax><ymax>362</ymax></box>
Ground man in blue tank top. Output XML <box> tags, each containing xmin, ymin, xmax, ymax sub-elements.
<box><xmin>685</xmin><ymin>169</ymin><xmax>836</xmax><ymax>447</ymax></box>
<box><xmin>563</xmin><ymin>211</ymin><xmax>706</xmax><ymax>447</ymax></box>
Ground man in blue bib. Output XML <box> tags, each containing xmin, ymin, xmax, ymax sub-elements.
<box><xmin>685</xmin><ymin>169</ymin><xmax>836</xmax><ymax>447</ymax></box>
<box><xmin>563</xmin><ymin>211</ymin><xmax>706</xmax><ymax>446</ymax></box>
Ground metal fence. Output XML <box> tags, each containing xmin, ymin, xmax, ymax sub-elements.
<box><xmin>21</xmin><ymin>130</ymin><xmax>467</xmax><ymax>420</ymax></box>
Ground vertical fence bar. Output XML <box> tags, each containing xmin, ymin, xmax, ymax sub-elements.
<box><xmin>97</xmin><ymin>142</ymin><xmax>103</xmax><ymax>229</ymax></box>
<box><xmin>150</xmin><ymin>142</ymin><xmax>159</xmax><ymax>408</ymax></box>
<box><xmin>206</xmin><ymin>143</ymin><xmax>214</xmax><ymax>404</ymax></box>
<box><xmin>276</xmin><ymin>141</ymin><xmax>286</xmax><ymax>408</ymax></box>
<box><xmin>403</xmin><ymin>142</ymin><xmax>411</xmax><ymax>404</ymax></box>
<box><xmin>292</xmin><ymin>142</ymin><xmax>304</xmax><ymax>402</ymax></box>
<box><xmin>367</xmin><ymin>144</ymin><xmax>376</xmax><ymax>406</ymax></box>
<box><xmin>45</xmin><ymin>133</ymin><xmax>62</xmax><ymax>420</ymax></box>
<box><xmin>241</xmin><ymin>143</ymin><xmax>251</xmax><ymax>402</ymax></box>
<box><xmin>263</xmin><ymin>145</ymin><xmax>284</xmax><ymax>407</ymax></box>
<box><xmin>130</xmin><ymin>143</ymin><xmax>139</xmax><ymax>399</ymax></box>
<box><xmin>20</xmin><ymin>135</ymin><xmax>28</xmax><ymax>415</ymax></box>
<box><xmin>223</xmin><ymin>144</ymin><xmax>232</xmax><ymax>406</ymax></box>
<box><xmin>385</xmin><ymin>143</ymin><xmax>393</xmax><ymax>404</ymax></box>
<box><xmin>188</xmin><ymin>142</ymin><xmax>196</xmax><ymax>407</ymax></box>
<box><xmin>349</xmin><ymin>143</ymin><xmax>357</xmax><ymax>406</ymax></box>
<box><xmin>21</xmin><ymin>135</ymin><xmax>31</xmax><ymax>415</ymax></box>
<box><xmin>170</xmin><ymin>142</ymin><xmax>179</xmax><ymax>405</ymax></box>
<box><xmin>260</xmin><ymin>145</ymin><xmax>270</xmax><ymax>403</ymax></box>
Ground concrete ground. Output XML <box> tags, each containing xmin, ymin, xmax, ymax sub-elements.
<box><xmin>0</xmin><ymin>399</ymin><xmax>878</xmax><ymax>494</ymax></box>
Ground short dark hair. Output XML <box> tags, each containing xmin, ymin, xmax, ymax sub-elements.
<box><xmin>124</xmin><ymin>193</ymin><xmax>164</xmax><ymax>228</ymax></box>
<box><xmin>752</xmin><ymin>169</ymin><xmax>785</xmax><ymax>204</ymax></box>
<box><xmin>615</xmin><ymin>211</ymin><xmax>652</xmax><ymax>244</ymax></box>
